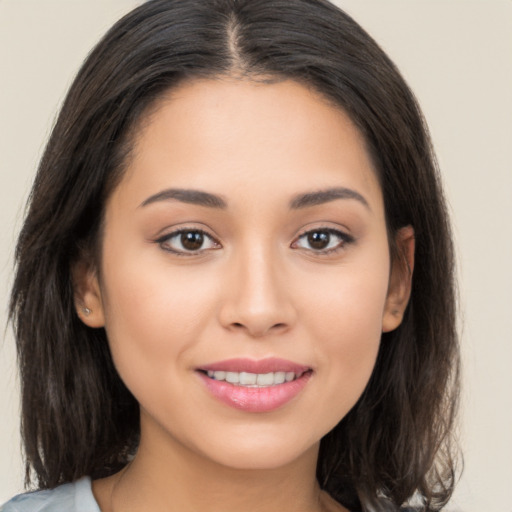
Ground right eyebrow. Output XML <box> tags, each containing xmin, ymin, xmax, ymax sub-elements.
<box><xmin>139</xmin><ymin>188</ymin><xmax>227</xmax><ymax>209</ymax></box>
<box><xmin>289</xmin><ymin>187</ymin><xmax>370</xmax><ymax>211</ymax></box>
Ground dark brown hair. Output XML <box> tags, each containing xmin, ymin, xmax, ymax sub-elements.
<box><xmin>10</xmin><ymin>1</ymin><xmax>460</xmax><ymax>510</ymax></box>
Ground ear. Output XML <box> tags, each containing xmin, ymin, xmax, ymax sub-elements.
<box><xmin>71</xmin><ymin>259</ymin><xmax>105</xmax><ymax>328</ymax></box>
<box><xmin>382</xmin><ymin>225</ymin><xmax>415</xmax><ymax>333</ymax></box>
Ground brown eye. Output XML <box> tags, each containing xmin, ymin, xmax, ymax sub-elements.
<box><xmin>181</xmin><ymin>231</ymin><xmax>204</xmax><ymax>251</ymax></box>
<box><xmin>293</xmin><ymin>228</ymin><xmax>353</xmax><ymax>254</ymax></box>
<box><xmin>307</xmin><ymin>231</ymin><xmax>331</xmax><ymax>250</ymax></box>
<box><xmin>158</xmin><ymin>229</ymin><xmax>220</xmax><ymax>255</ymax></box>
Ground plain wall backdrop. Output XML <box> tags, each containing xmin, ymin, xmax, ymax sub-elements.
<box><xmin>1</xmin><ymin>1</ymin><xmax>511</xmax><ymax>511</ymax></box>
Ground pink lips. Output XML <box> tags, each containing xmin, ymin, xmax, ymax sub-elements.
<box><xmin>197</xmin><ymin>358</ymin><xmax>312</xmax><ymax>413</ymax></box>
<box><xmin>200</xmin><ymin>358</ymin><xmax>309</xmax><ymax>374</ymax></box>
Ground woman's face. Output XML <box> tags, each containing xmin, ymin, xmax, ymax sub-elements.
<box><xmin>78</xmin><ymin>78</ymin><xmax>411</xmax><ymax>470</ymax></box>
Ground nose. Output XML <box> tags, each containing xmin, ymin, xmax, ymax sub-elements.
<box><xmin>217</xmin><ymin>244</ymin><xmax>297</xmax><ymax>338</ymax></box>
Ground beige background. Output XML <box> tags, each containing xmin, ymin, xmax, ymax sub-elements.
<box><xmin>1</xmin><ymin>1</ymin><xmax>511</xmax><ymax>511</ymax></box>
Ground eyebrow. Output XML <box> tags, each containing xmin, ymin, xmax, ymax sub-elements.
<box><xmin>289</xmin><ymin>187</ymin><xmax>370</xmax><ymax>210</ymax></box>
<box><xmin>140</xmin><ymin>188</ymin><xmax>227</xmax><ymax>209</ymax></box>
<box><xmin>140</xmin><ymin>186</ymin><xmax>369</xmax><ymax>211</ymax></box>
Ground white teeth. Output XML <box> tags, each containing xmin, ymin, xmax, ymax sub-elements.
<box><xmin>239</xmin><ymin>372</ymin><xmax>257</xmax><ymax>385</ymax></box>
<box><xmin>274</xmin><ymin>371</ymin><xmax>286</xmax><ymax>384</ymax></box>
<box><xmin>205</xmin><ymin>370</ymin><xmax>304</xmax><ymax>387</ymax></box>
<box><xmin>225</xmin><ymin>372</ymin><xmax>239</xmax><ymax>384</ymax></box>
<box><xmin>256</xmin><ymin>372</ymin><xmax>274</xmax><ymax>386</ymax></box>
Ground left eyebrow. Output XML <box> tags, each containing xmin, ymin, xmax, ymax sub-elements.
<box><xmin>289</xmin><ymin>187</ymin><xmax>370</xmax><ymax>210</ymax></box>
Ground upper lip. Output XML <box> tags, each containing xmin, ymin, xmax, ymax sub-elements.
<box><xmin>198</xmin><ymin>358</ymin><xmax>311</xmax><ymax>374</ymax></box>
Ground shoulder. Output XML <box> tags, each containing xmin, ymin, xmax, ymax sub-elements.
<box><xmin>0</xmin><ymin>477</ymin><xmax>100</xmax><ymax>512</ymax></box>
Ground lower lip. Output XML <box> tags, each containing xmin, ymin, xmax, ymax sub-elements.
<box><xmin>198</xmin><ymin>371</ymin><xmax>312</xmax><ymax>413</ymax></box>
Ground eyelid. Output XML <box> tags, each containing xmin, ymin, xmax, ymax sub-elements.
<box><xmin>155</xmin><ymin>226</ymin><xmax>221</xmax><ymax>255</ymax></box>
<box><xmin>291</xmin><ymin>226</ymin><xmax>355</xmax><ymax>255</ymax></box>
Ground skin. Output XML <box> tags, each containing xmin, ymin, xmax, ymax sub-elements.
<box><xmin>75</xmin><ymin>78</ymin><xmax>414</xmax><ymax>512</ymax></box>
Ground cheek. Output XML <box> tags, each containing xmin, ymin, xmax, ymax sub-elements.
<box><xmin>302</xmin><ymin>252</ymin><xmax>390</xmax><ymax>337</ymax></box>
<box><xmin>298</xmin><ymin>258</ymin><xmax>390</xmax><ymax>408</ymax></box>
<box><xmin>98</xmin><ymin>244</ymin><xmax>221</xmax><ymax>389</ymax></box>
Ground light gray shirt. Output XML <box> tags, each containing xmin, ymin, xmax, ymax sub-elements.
<box><xmin>0</xmin><ymin>477</ymin><xmax>100</xmax><ymax>512</ymax></box>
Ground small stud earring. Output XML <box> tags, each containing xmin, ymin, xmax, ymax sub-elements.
<box><xmin>83</xmin><ymin>307</ymin><xmax>92</xmax><ymax>316</ymax></box>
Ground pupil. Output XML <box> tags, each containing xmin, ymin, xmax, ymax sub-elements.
<box><xmin>308</xmin><ymin>231</ymin><xmax>330</xmax><ymax>249</ymax></box>
<box><xmin>181</xmin><ymin>231</ymin><xmax>203</xmax><ymax>250</ymax></box>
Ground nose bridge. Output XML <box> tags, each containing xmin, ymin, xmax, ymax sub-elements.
<box><xmin>240</xmin><ymin>242</ymin><xmax>280</xmax><ymax>305</ymax></box>
<box><xmin>219</xmin><ymin>238</ymin><xmax>295</xmax><ymax>336</ymax></box>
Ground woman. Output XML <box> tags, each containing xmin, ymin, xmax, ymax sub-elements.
<box><xmin>3</xmin><ymin>1</ymin><xmax>459</xmax><ymax>511</ymax></box>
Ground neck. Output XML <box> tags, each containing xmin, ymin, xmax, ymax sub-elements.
<box><xmin>94</xmin><ymin>415</ymin><xmax>343</xmax><ymax>512</ymax></box>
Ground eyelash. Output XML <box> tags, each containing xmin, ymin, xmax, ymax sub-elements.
<box><xmin>155</xmin><ymin>227</ymin><xmax>354</xmax><ymax>256</ymax></box>
<box><xmin>292</xmin><ymin>228</ymin><xmax>354</xmax><ymax>255</ymax></box>
<box><xmin>156</xmin><ymin>228</ymin><xmax>220</xmax><ymax>256</ymax></box>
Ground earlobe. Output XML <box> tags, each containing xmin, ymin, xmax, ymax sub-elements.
<box><xmin>71</xmin><ymin>260</ymin><xmax>105</xmax><ymax>328</ymax></box>
<box><xmin>382</xmin><ymin>225</ymin><xmax>415</xmax><ymax>333</ymax></box>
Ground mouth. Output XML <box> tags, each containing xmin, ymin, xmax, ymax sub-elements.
<box><xmin>199</xmin><ymin>369</ymin><xmax>309</xmax><ymax>387</ymax></box>
<box><xmin>196</xmin><ymin>358</ymin><xmax>313</xmax><ymax>412</ymax></box>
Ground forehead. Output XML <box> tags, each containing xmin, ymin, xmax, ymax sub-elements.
<box><xmin>112</xmin><ymin>78</ymin><xmax>383</xmax><ymax>214</ymax></box>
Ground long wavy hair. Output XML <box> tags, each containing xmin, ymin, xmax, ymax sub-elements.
<box><xmin>10</xmin><ymin>1</ymin><xmax>460</xmax><ymax>510</ymax></box>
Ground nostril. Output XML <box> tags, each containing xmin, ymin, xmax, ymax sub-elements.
<box><xmin>229</xmin><ymin>321</ymin><xmax>288</xmax><ymax>336</ymax></box>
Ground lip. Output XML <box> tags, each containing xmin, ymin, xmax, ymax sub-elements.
<box><xmin>198</xmin><ymin>358</ymin><xmax>310</xmax><ymax>374</ymax></box>
<box><xmin>197</xmin><ymin>358</ymin><xmax>312</xmax><ymax>413</ymax></box>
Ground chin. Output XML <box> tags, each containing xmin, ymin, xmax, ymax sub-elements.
<box><xmin>189</xmin><ymin>428</ymin><xmax>322</xmax><ymax>472</ymax></box>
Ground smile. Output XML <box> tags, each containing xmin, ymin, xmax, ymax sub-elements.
<box><xmin>197</xmin><ymin>358</ymin><xmax>313</xmax><ymax>412</ymax></box>
<box><xmin>205</xmin><ymin>370</ymin><xmax>302</xmax><ymax>387</ymax></box>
